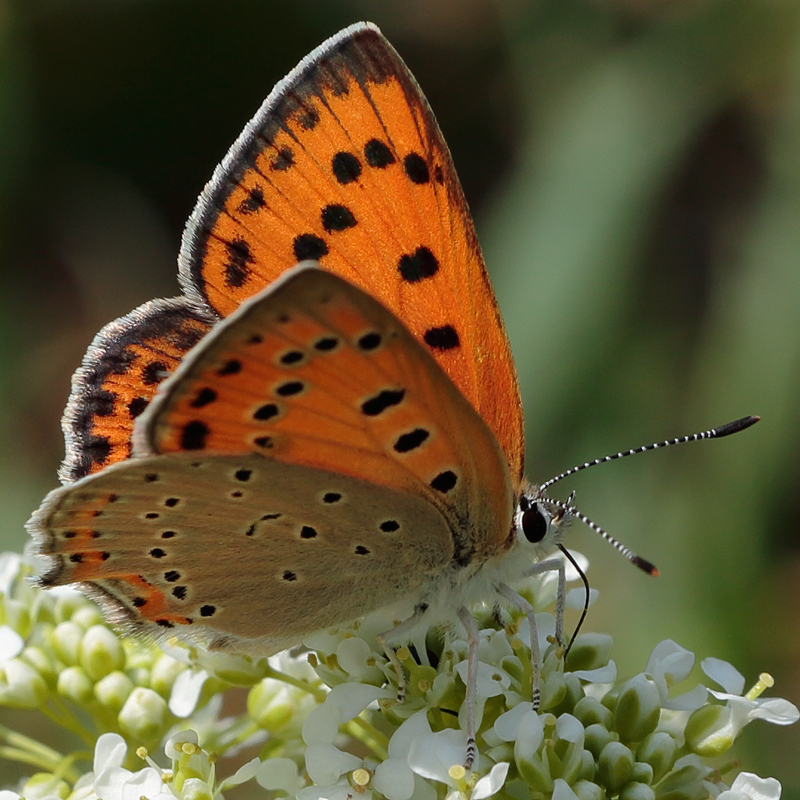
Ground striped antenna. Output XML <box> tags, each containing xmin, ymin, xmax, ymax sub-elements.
<box><xmin>540</xmin><ymin>415</ymin><xmax>760</xmax><ymax>493</ymax></box>
<box><xmin>549</xmin><ymin>497</ymin><xmax>659</xmax><ymax>576</ymax></box>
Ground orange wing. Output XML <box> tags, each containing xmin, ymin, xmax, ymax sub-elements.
<box><xmin>61</xmin><ymin>298</ymin><xmax>212</xmax><ymax>482</ymax></box>
<box><xmin>178</xmin><ymin>22</ymin><xmax>524</xmax><ymax>483</ymax></box>
<box><xmin>139</xmin><ymin>265</ymin><xmax>513</xmax><ymax>562</ymax></box>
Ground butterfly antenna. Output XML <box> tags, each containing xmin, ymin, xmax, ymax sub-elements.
<box><xmin>549</xmin><ymin>497</ymin><xmax>659</xmax><ymax>576</ymax></box>
<box><xmin>539</xmin><ymin>415</ymin><xmax>760</xmax><ymax>494</ymax></box>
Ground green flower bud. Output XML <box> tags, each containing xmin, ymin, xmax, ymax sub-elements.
<box><xmin>685</xmin><ymin>704</ymin><xmax>735</xmax><ymax>756</ymax></box>
<box><xmin>51</xmin><ymin>621</ymin><xmax>83</xmax><ymax>665</ymax></box>
<box><xmin>598</xmin><ymin>740</ymin><xmax>635</xmax><ymax>794</ymax></box>
<box><xmin>22</xmin><ymin>772</ymin><xmax>70</xmax><ymax>800</ymax></box>
<box><xmin>620</xmin><ymin>781</ymin><xmax>656</xmax><ymax>800</ymax></box>
<box><xmin>118</xmin><ymin>686</ymin><xmax>169</xmax><ymax>743</ymax></box>
<box><xmin>151</xmin><ymin>653</ymin><xmax>187</xmax><ymax>696</ymax></box>
<box><xmin>654</xmin><ymin>763</ymin><xmax>709</xmax><ymax>800</ymax></box>
<box><xmin>81</xmin><ymin>625</ymin><xmax>125</xmax><ymax>680</ymax></box>
<box><xmin>129</xmin><ymin>667</ymin><xmax>152</xmax><ymax>687</ymax></box>
<box><xmin>0</xmin><ymin>658</ymin><xmax>48</xmax><ymax>708</ymax></box>
<box><xmin>54</xmin><ymin>594</ymin><xmax>89</xmax><ymax>624</ymax></box>
<box><xmin>20</xmin><ymin>646</ymin><xmax>58</xmax><ymax>688</ymax></box>
<box><xmin>566</xmin><ymin>634</ymin><xmax>613</xmax><ymax>672</ymax></box>
<box><xmin>637</xmin><ymin>732</ymin><xmax>677</xmax><ymax>782</ymax></box>
<box><xmin>248</xmin><ymin>678</ymin><xmax>296</xmax><ymax>731</ymax></box>
<box><xmin>612</xmin><ymin>675</ymin><xmax>660</xmax><ymax>743</ymax></box>
<box><xmin>57</xmin><ymin>666</ymin><xmax>94</xmax><ymax>705</ymax></box>
<box><xmin>515</xmin><ymin>713</ymin><xmax>551</xmax><ymax>792</ymax></box>
<box><xmin>541</xmin><ymin>669</ymin><xmax>567</xmax><ymax>710</ymax></box>
<box><xmin>71</xmin><ymin>605</ymin><xmax>103</xmax><ymax>630</ymax></box>
<box><xmin>578</xmin><ymin>749</ymin><xmax>596</xmax><ymax>781</ymax></box>
<box><xmin>632</xmin><ymin>761</ymin><xmax>654</xmax><ymax>785</ymax></box>
<box><xmin>584</xmin><ymin>723</ymin><xmax>614</xmax><ymax>759</ymax></box>
<box><xmin>3</xmin><ymin>599</ymin><xmax>31</xmax><ymax>637</ymax></box>
<box><xmin>553</xmin><ymin>673</ymin><xmax>585</xmax><ymax>715</ymax></box>
<box><xmin>181</xmin><ymin>777</ymin><xmax>214</xmax><ymax>800</ymax></box>
<box><xmin>198</xmin><ymin>651</ymin><xmax>267</xmax><ymax>686</ymax></box>
<box><xmin>574</xmin><ymin>696</ymin><xmax>613</xmax><ymax>728</ymax></box>
<box><xmin>573</xmin><ymin>779</ymin><xmax>604</xmax><ymax>800</ymax></box>
<box><xmin>517</xmin><ymin>750</ymin><xmax>552</xmax><ymax>793</ymax></box>
<box><xmin>500</xmin><ymin>655</ymin><xmax>525</xmax><ymax>684</ymax></box>
<box><xmin>94</xmin><ymin>670</ymin><xmax>135</xmax><ymax>713</ymax></box>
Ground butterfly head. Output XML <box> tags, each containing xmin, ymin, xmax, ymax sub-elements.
<box><xmin>514</xmin><ymin>486</ymin><xmax>574</xmax><ymax>560</ymax></box>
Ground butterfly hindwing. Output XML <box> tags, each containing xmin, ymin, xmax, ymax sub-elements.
<box><xmin>61</xmin><ymin>298</ymin><xmax>212</xmax><ymax>482</ymax></box>
<box><xmin>31</xmin><ymin>453</ymin><xmax>454</xmax><ymax>654</ymax></box>
<box><xmin>137</xmin><ymin>265</ymin><xmax>514</xmax><ymax>562</ymax></box>
<box><xmin>179</xmin><ymin>22</ymin><xmax>524</xmax><ymax>483</ymax></box>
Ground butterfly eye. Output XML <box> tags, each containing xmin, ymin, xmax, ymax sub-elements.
<box><xmin>521</xmin><ymin>506</ymin><xmax>548</xmax><ymax>544</ymax></box>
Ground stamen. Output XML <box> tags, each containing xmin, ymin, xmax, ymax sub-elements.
<box><xmin>745</xmin><ymin>672</ymin><xmax>775</xmax><ymax>700</ymax></box>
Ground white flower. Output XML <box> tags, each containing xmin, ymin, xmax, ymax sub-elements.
<box><xmin>91</xmin><ymin>733</ymin><xmax>172</xmax><ymax>800</ymax></box>
<box><xmin>702</xmin><ymin>660</ymin><xmax>800</xmax><ymax>729</ymax></box>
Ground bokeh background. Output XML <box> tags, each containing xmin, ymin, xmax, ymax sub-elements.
<box><xmin>1</xmin><ymin>0</ymin><xmax>799</xmax><ymax>794</ymax></box>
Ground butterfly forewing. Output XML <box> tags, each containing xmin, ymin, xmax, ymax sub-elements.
<box><xmin>31</xmin><ymin>453</ymin><xmax>454</xmax><ymax>654</ymax></box>
<box><xmin>179</xmin><ymin>22</ymin><xmax>524</xmax><ymax>482</ymax></box>
<box><xmin>137</xmin><ymin>266</ymin><xmax>514</xmax><ymax>560</ymax></box>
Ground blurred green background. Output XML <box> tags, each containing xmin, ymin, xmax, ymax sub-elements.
<box><xmin>1</xmin><ymin>0</ymin><xmax>798</xmax><ymax>794</ymax></box>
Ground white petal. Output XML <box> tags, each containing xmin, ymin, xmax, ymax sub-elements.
<box><xmin>220</xmin><ymin>756</ymin><xmax>261</xmax><ymax>788</ymax></box>
<box><xmin>388</xmin><ymin>709</ymin><xmax>433</xmax><ymax>758</ymax></box>
<box><xmin>552</xmin><ymin>778</ymin><xmax>581</xmax><ymax>800</ymax></box>
<box><xmin>556</xmin><ymin>714</ymin><xmax>584</xmax><ymax>744</ymax></box>
<box><xmin>408</xmin><ymin>729</ymin><xmax>467</xmax><ymax>783</ymax></box>
<box><xmin>0</xmin><ymin>626</ymin><xmax>23</xmax><ymax>664</ymax></box>
<box><xmin>373</xmin><ymin>758</ymin><xmax>416</xmax><ymax>800</ymax></box>
<box><xmin>302</xmin><ymin>703</ymin><xmax>341</xmax><ymax>745</ymax></box>
<box><xmin>164</xmin><ymin>729</ymin><xmax>199</xmax><ymax>759</ymax></box>
<box><xmin>702</xmin><ymin>658</ymin><xmax>745</xmax><ymax>695</ymax></box>
<box><xmin>336</xmin><ymin>637</ymin><xmax>373</xmax><ymax>676</ymax></box>
<box><xmin>493</xmin><ymin>703</ymin><xmax>534</xmax><ymax>742</ymax></box>
<box><xmin>472</xmin><ymin>762</ymin><xmax>510</xmax><ymax>799</ymax></box>
<box><xmin>515</xmin><ymin>710</ymin><xmax>545</xmax><ymax>755</ymax></box>
<box><xmin>256</xmin><ymin>757</ymin><xmax>300</xmax><ymax>793</ymax></box>
<box><xmin>297</xmin><ymin>781</ymin><xmax>358</xmax><ymax>800</ymax></box>
<box><xmin>0</xmin><ymin>553</ymin><xmax>23</xmax><ymax>595</ymax></box>
<box><xmin>747</xmin><ymin>698</ymin><xmax>800</xmax><ymax>725</ymax></box>
<box><xmin>93</xmin><ymin>732</ymin><xmax>128</xmax><ymax>773</ymax></box>
<box><xmin>454</xmin><ymin>660</ymin><xmax>510</xmax><ymax>698</ymax></box>
<box><xmin>325</xmin><ymin>682</ymin><xmax>390</xmax><ymax>722</ymax></box>
<box><xmin>305</xmin><ymin>743</ymin><xmax>361</xmax><ymax>786</ymax></box>
<box><xmin>169</xmin><ymin>669</ymin><xmax>207</xmax><ymax>718</ymax></box>
<box><xmin>566</xmin><ymin>587</ymin><xmax>598</xmax><ymax>610</ymax></box>
<box><xmin>664</xmin><ymin>684</ymin><xmax>708</xmax><ymax>711</ymax></box>
<box><xmin>647</xmin><ymin>640</ymin><xmax>695</xmax><ymax>684</ymax></box>
<box><xmin>118</xmin><ymin>768</ymin><xmax>164</xmax><ymax>800</ymax></box>
<box><xmin>0</xmin><ymin>792</ymin><xmax>22</xmax><ymax>800</ymax></box>
<box><xmin>572</xmin><ymin>662</ymin><xmax>617</xmax><ymax>683</ymax></box>
<box><xmin>729</xmin><ymin>772</ymin><xmax>782</xmax><ymax>800</ymax></box>
<box><xmin>563</xmin><ymin>550</ymin><xmax>589</xmax><ymax>581</ymax></box>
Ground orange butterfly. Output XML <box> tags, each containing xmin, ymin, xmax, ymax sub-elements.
<box><xmin>27</xmin><ymin>22</ymin><xmax>757</xmax><ymax>769</ymax></box>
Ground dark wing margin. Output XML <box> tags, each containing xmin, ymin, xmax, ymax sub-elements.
<box><xmin>60</xmin><ymin>297</ymin><xmax>212</xmax><ymax>483</ymax></box>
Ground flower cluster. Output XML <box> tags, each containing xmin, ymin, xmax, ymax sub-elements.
<box><xmin>0</xmin><ymin>550</ymin><xmax>796</xmax><ymax>800</ymax></box>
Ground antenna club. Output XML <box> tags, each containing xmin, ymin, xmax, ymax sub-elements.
<box><xmin>632</xmin><ymin>555</ymin><xmax>659</xmax><ymax>576</ymax></box>
<box><xmin>714</xmin><ymin>415</ymin><xmax>760</xmax><ymax>437</ymax></box>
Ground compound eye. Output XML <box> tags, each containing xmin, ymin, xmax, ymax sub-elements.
<box><xmin>522</xmin><ymin>506</ymin><xmax>548</xmax><ymax>543</ymax></box>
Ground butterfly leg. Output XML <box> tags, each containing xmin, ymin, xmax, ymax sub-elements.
<box><xmin>376</xmin><ymin>604</ymin><xmax>429</xmax><ymax>704</ymax></box>
<box><xmin>497</xmin><ymin>556</ymin><xmax>566</xmax><ymax>710</ymax></box>
<box><xmin>457</xmin><ymin>606</ymin><xmax>480</xmax><ymax>770</ymax></box>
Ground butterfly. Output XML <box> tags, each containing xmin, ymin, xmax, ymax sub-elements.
<box><xmin>25</xmin><ymin>22</ymin><xmax>757</xmax><ymax>769</ymax></box>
